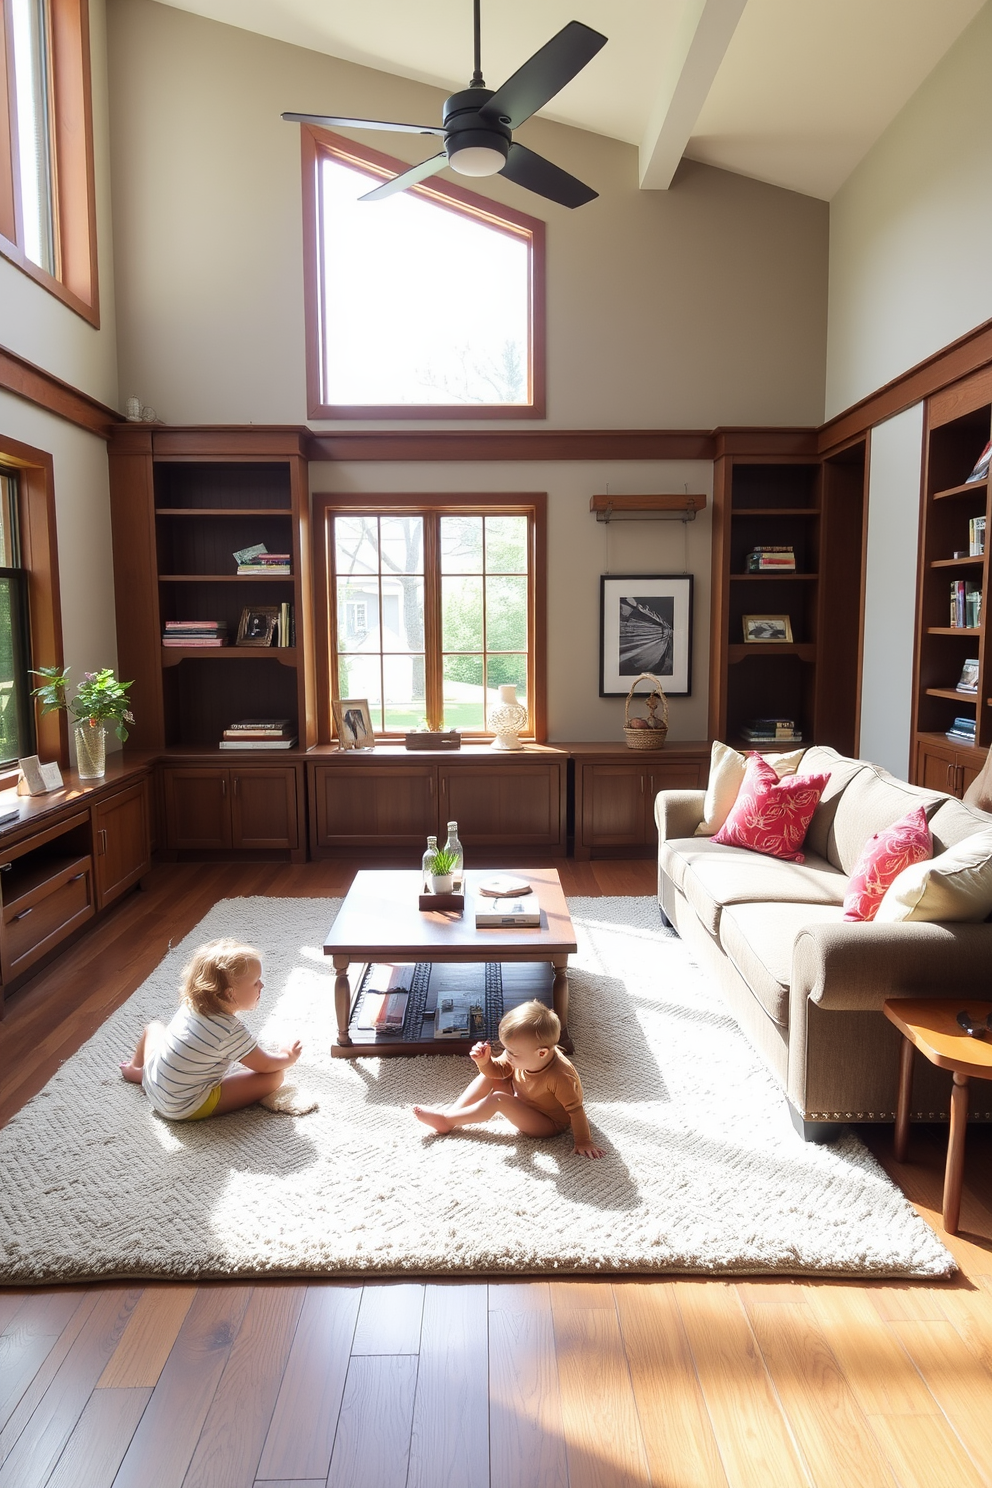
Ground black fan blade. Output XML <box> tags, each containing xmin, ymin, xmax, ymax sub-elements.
<box><xmin>500</xmin><ymin>141</ymin><xmax>597</xmax><ymax>208</ymax></box>
<box><xmin>282</xmin><ymin>112</ymin><xmax>444</xmax><ymax>137</ymax></box>
<box><xmin>480</xmin><ymin>21</ymin><xmax>607</xmax><ymax>131</ymax></box>
<box><xmin>359</xmin><ymin>153</ymin><xmax>448</xmax><ymax>202</ymax></box>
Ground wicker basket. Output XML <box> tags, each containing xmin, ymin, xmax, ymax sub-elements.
<box><xmin>623</xmin><ymin>672</ymin><xmax>669</xmax><ymax>749</ymax></box>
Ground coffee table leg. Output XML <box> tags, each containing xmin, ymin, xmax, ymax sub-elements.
<box><xmin>894</xmin><ymin>1034</ymin><xmax>914</xmax><ymax>1163</ymax></box>
<box><xmin>552</xmin><ymin>955</ymin><xmax>573</xmax><ymax>1053</ymax></box>
<box><xmin>944</xmin><ymin>1070</ymin><xmax>969</xmax><ymax>1235</ymax></box>
<box><xmin>333</xmin><ymin>956</ymin><xmax>353</xmax><ymax>1047</ymax></box>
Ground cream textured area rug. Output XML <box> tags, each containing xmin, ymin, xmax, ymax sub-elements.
<box><xmin>0</xmin><ymin>896</ymin><xmax>953</xmax><ymax>1282</ymax></box>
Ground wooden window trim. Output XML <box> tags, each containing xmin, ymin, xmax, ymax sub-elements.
<box><xmin>0</xmin><ymin>432</ymin><xmax>67</xmax><ymax>764</ymax></box>
<box><xmin>313</xmin><ymin>491</ymin><xmax>547</xmax><ymax>744</ymax></box>
<box><xmin>0</xmin><ymin>0</ymin><xmax>99</xmax><ymax>326</ymax></box>
<box><xmin>301</xmin><ymin>126</ymin><xmax>546</xmax><ymax>421</ymax></box>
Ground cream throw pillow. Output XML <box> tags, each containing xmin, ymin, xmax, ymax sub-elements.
<box><xmin>875</xmin><ymin>828</ymin><xmax>992</xmax><ymax>922</ymax></box>
<box><xmin>694</xmin><ymin>741</ymin><xmax>806</xmax><ymax>837</ymax></box>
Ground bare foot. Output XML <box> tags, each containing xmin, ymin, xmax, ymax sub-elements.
<box><xmin>413</xmin><ymin>1105</ymin><xmax>454</xmax><ymax>1134</ymax></box>
<box><xmin>119</xmin><ymin>1062</ymin><xmax>143</xmax><ymax>1085</ymax></box>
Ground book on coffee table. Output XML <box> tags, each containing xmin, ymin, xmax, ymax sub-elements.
<box><xmin>434</xmin><ymin>994</ymin><xmax>485</xmax><ymax>1039</ymax></box>
<box><xmin>475</xmin><ymin>896</ymin><xmax>541</xmax><ymax>928</ymax></box>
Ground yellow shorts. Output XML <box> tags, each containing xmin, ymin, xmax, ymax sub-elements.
<box><xmin>184</xmin><ymin>1085</ymin><xmax>222</xmax><ymax>1121</ymax></box>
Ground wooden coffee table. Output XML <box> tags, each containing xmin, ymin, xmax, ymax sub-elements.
<box><xmin>884</xmin><ymin>997</ymin><xmax>992</xmax><ymax>1235</ymax></box>
<box><xmin>323</xmin><ymin>867</ymin><xmax>577</xmax><ymax>1059</ymax></box>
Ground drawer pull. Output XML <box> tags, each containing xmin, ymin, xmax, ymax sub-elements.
<box><xmin>13</xmin><ymin>906</ymin><xmax>32</xmax><ymax>920</ymax></box>
<box><xmin>70</xmin><ymin>873</ymin><xmax>84</xmax><ymax>882</ymax></box>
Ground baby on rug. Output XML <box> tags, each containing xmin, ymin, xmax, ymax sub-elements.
<box><xmin>120</xmin><ymin>938</ymin><xmax>303</xmax><ymax>1120</ymax></box>
<box><xmin>414</xmin><ymin>1000</ymin><xmax>605</xmax><ymax>1158</ymax></box>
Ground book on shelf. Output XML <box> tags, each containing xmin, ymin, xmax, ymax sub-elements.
<box><xmin>162</xmin><ymin>620</ymin><xmax>229</xmax><ymax>647</ymax></box>
<box><xmin>233</xmin><ymin>542</ymin><xmax>267</xmax><ymax>565</ymax></box>
<box><xmin>237</xmin><ymin>564</ymin><xmax>291</xmax><ymax>575</ymax></box>
<box><xmin>946</xmin><ymin>716</ymin><xmax>977</xmax><ymax>744</ymax></box>
<box><xmin>746</xmin><ymin>548</ymin><xmax>796</xmax><ymax>572</ymax></box>
<box><xmin>162</xmin><ymin>637</ymin><xmax>228</xmax><ymax>647</ymax></box>
<box><xmin>357</xmin><ymin>991</ymin><xmax>409</xmax><ymax>1031</ymax></box>
<box><xmin>225</xmin><ymin>718</ymin><xmax>292</xmax><ymax>732</ymax></box>
<box><xmin>277</xmin><ymin>601</ymin><xmax>291</xmax><ymax>648</ymax></box>
<box><xmin>965</xmin><ymin>440</ymin><xmax>992</xmax><ymax>484</ymax></box>
<box><xmin>741</xmin><ymin>717</ymin><xmax>800</xmax><ymax>742</ymax></box>
<box><xmin>956</xmin><ymin>658</ymin><xmax>980</xmax><ymax>693</ymax></box>
<box><xmin>741</xmin><ymin>732</ymin><xmax>803</xmax><ymax>743</ymax></box>
<box><xmin>475</xmin><ymin>896</ymin><xmax>541</xmax><ymax>928</ymax></box>
<box><xmin>970</xmin><ymin>516</ymin><xmax>986</xmax><ymax>556</ymax></box>
<box><xmin>218</xmin><ymin>738</ymin><xmax>297</xmax><ymax>749</ymax></box>
<box><xmin>946</xmin><ymin>730</ymin><xmax>977</xmax><ymax>745</ymax></box>
<box><xmin>950</xmin><ymin>580</ymin><xmax>983</xmax><ymax>628</ymax></box>
<box><xmin>434</xmin><ymin>994</ymin><xmax>486</xmax><ymax>1040</ymax></box>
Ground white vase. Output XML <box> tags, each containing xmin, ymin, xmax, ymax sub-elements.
<box><xmin>75</xmin><ymin>722</ymin><xmax>106</xmax><ymax>779</ymax></box>
<box><xmin>430</xmin><ymin>873</ymin><xmax>454</xmax><ymax>894</ymax></box>
<box><xmin>489</xmin><ymin>684</ymin><xmax>527</xmax><ymax>751</ymax></box>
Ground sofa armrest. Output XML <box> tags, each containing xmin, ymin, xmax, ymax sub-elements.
<box><xmin>654</xmin><ymin>790</ymin><xmax>706</xmax><ymax>843</ymax></box>
<box><xmin>791</xmin><ymin>920</ymin><xmax>992</xmax><ymax>1014</ymax></box>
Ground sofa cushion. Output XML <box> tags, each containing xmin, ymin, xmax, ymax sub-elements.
<box><xmin>712</xmin><ymin>755</ymin><xmax>829</xmax><ymax>863</ymax></box>
<box><xmin>876</xmin><ymin>828</ymin><xmax>992</xmax><ymax>923</ymax></box>
<box><xmin>827</xmin><ymin>764</ymin><xmax>943</xmax><ymax>875</ymax></box>
<box><xmin>795</xmin><ymin>747</ymin><xmax>870</xmax><ymax>863</ymax></box>
<box><xmin>672</xmin><ymin>844</ymin><xmax>846</xmax><ymax>936</ymax></box>
<box><xmin>928</xmin><ymin>795</ymin><xmax>992</xmax><ymax>853</ymax></box>
<box><xmin>719</xmin><ymin>902</ymin><xmax>845</xmax><ymax>1026</ymax></box>
<box><xmin>842</xmin><ymin>806</ymin><xmax>933</xmax><ymax>922</ymax></box>
<box><xmin>660</xmin><ymin>836</ymin><xmax>747</xmax><ymax>895</ymax></box>
<box><xmin>694</xmin><ymin>741</ymin><xmax>806</xmax><ymax>836</ymax></box>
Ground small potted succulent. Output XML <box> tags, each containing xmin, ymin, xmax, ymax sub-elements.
<box><xmin>31</xmin><ymin>666</ymin><xmax>135</xmax><ymax>780</ymax></box>
<box><xmin>426</xmin><ymin>846</ymin><xmax>457</xmax><ymax>894</ymax></box>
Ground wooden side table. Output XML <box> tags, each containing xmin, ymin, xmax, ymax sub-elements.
<box><xmin>883</xmin><ymin>998</ymin><xmax>992</xmax><ymax>1235</ymax></box>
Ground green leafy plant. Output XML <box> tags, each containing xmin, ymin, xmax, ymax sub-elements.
<box><xmin>427</xmin><ymin>847</ymin><xmax>457</xmax><ymax>877</ymax></box>
<box><xmin>31</xmin><ymin>666</ymin><xmax>135</xmax><ymax>742</ymax></box>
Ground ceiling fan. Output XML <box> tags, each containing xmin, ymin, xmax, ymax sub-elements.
<box><xmin>282</xmin><ymin>1</ymin><xmax>607</xmax><ymax>208</ymax></box>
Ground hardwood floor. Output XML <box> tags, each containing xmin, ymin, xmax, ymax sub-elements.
<box><xmin>2</xmin><ymin>859</ymin><xmax>992</xmax><ymax>1488</ymax></box>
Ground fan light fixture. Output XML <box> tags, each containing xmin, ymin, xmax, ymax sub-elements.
<box><xmin>449</xmin><ymin>144</ymin><xmax>506</xmax><ymax>177</ymax></box>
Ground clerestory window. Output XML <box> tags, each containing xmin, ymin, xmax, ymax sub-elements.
<box><xmin>300</xmin><ymin>127</ymin><xmax>545</xmax><ymax>419</ymax></box>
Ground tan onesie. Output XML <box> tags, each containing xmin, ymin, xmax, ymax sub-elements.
<box><xmin>476</xmin><ymin>1047</ymin><xmax>592</xmax><ymax>1147</ymax></box>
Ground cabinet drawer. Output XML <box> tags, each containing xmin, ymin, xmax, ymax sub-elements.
<box><xmin>3</xmin><ymin>857</ymin><xmax>94</xmax><ymax>979</ymax></box>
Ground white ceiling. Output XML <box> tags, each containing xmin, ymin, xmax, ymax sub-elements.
<box><xmin>156</xmin><ymin>0</ymin><xmax>986</xmax><ymax>199</ymax></box>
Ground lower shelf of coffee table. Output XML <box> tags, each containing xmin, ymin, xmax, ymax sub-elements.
<box><xmin>335</xmin><ymin>960</ymin><xmax>554</xmax><ymax>1059</ymax></box>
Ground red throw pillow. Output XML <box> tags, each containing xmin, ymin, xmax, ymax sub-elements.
<box><xmin>842</xmin><ymin>805</ymin><xmax>933</xmax><ymax>922</ymax></box>
<box><xmin>712</xmin><ymin>753</ymin><xmax>829</xmax><ymax>863</ymax></box>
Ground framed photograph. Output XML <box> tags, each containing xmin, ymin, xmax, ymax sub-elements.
<box><xmin>236</xmin><ymin>606</ymin><xmax>279</xmax><ymax>646</ymax></box>
<box><xmin>743</xmin><ymin>614</ymin><xmax>793</xmax><ymax>643</ymax></box>
<box><xmin>600</xmin><ymin>575</ymin><xmax>693</xmax><ymax>696</ymax></box>
<box><xmin>333</xmin><ymin>697</ymin><xmax>375</xmax><ymax>750</ymax></box>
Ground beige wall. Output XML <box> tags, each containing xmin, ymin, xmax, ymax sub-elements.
<box><xmin>310</xmin><ymin>460</ymin><xmax>713</xmax><ymax>741</ymax></box>
<box><xmin>108</xmin><ymin>0</ymin><xmax>828</xmax><ymax>432</ymax></box>
<box><xmin>826</xmin><ymin>2</ymin><xmax>992</xmax><ymax>418</ymax></box>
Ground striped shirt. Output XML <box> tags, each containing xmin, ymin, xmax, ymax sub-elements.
<box><xmin>142</xmin><ymin>1006</ymin><xmax>257</xmax><ymax>1119</ymax></box>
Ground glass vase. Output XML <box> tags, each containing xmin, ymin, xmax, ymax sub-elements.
<box><xmin>488</xmin><ymin>684</ymin><xmax>527</xmax><ymax>751</ymax></box>
<box><xmin>75</xmin><ymin>722</ymin><xmax>106</xmax><ymax>779</ymax></box>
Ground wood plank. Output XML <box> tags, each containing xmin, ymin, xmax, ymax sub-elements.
<box><xmin>747</xmin><ymin>1299</ymin><xmax>896</xmax><ymax>1488</ymax></box>
<box><xmin>0</xmin><ymin>1294</ymin><xmax>99</xmax><ymax>1454</ymax></box>
<box><xmin>891</xmin><ymin>1318</ymin><xmax>992</xmax><ymax>1472</ymax></box>
<box><xmin>45</xmin><ymin>1386</ymin><xmax>152</xmax><ymax>1488</ymax></box>
<box><xmin>489</xmin><ymin>1284</ymin><xmax>568</xmax><ymax>1488</ymax></box>
<box><xmin>0</xmin><ymin>1298</ymin><xmax>26</xmax><ymax>1335</ymax></box>
<box><xmin>0</xmin><ymin>1292</ymin><xmax>87</xmax><ymax>1431</ymax></box>
<box><xmin>111</xmin><ymin>1286</ymin><xmax>252</xmax><ymax>1488</ymax></box>
<box><xmin>97</xmin><ymin>1286</ymin><xmax>196</xmax><ymax>1388</ymax></box>
<box><xmin>675</xmin><ymin>1280</ymin><xmax>809</xmax><ymax>1488</ymax></box>
<box><xmin>407</xmin><ymin>1285</ymin><xmax>488</xmax><ymax>1488</ymax></box>
<box><xmin>254</xmin><ymin>1482</ymin><xmax>325</xmax><ymax>1488</ymax></box>
<box><xmin>182</xmin><ymin>1285</ymin><xmax>306</xmax><ymax>1488</ymax></box>
<box><xmin>867</xmin><ymin>1284</ymin><xmax>947</xmax><ymax>1324</ymax></box>
<box><xmin>614</xmin><ymin>1282</ymin><xmax>728</xmax><ymax>1488</ymax></box>
<box><xmin>326</xmin><ymin>1355</ymin><xmax>418</xmax><ymax>1488</ymax></box>
<box><xmin>0</xmin><ymin>1288</ymin><xmax>139</xmax><ymax>1488</ymax></box>
<box><xmin>550</xmin><ymin>1283</ymin><xmax>650</xmax><ymax>1488</ymax></box>
<box><xmin>255</xmin><ymin>1284</ymin><xmax>361</xmax><ymax>1482</ymax></box>
<box><xmin>865</xmin><ymin>1411</ymin><xmax>989</xmax><ymax>1488</ymax></box>
<box><xmin>351</xmin><ymin>1283</ymin><xmax>424</xmax><ymax>1355</ymax></box>
<box><xmin>802</xmin><ymin>1284</ymin><xmax>940</xmax><ymax>1418</ymax></box>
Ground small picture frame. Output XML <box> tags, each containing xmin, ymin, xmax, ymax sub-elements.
<box><xmin>236</xmin><ymin>606</ymin><xmax>279</xmax><ymax>647</ymax></box>
<box><xmin>743</xmin><ymin>614</ymin><xmax>793</xmax><ymax>643</ymax></box>
<box><xmin>17</xmin><ymin>756</ymin><xmax>64</xmax><ymax>795</ymax></box>
<box><xmin>333</xmin><ymin>697</ymin><xmax>375</xmax><ymax>750</ymax></box>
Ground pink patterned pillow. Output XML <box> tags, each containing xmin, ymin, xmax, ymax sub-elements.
<box><xmin>712</xmin><ymin>753</ymin><xmax>829</xmax><ymax>863</ymax></box>
<box><xmin>842</xmin><ymin>806</ymin><xmax>932</xmax><ymax>922</ymax></box>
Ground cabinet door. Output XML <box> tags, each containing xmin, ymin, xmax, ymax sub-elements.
<box><xmin>313</xmin><ymin>764</ymin><xmax>436</xmax><ymax>847</ymax></box>
<box><xmin>439</xmin><ymin>763</ymin><xmax>564</xmax><ymax>849</ymax></box>
<box><xmin>579</xmin><ymin>765</ymin><xmax>648</xmax><ymax>850</ymax></box>
<box><xmin>646</xmin><ymin>763</ymin><xmax>707</xmax><ymax>843</ymax></box>
<box><xmin>162</xmin><ymin>769</ymin><xmax>232</xmax><ymax>849</ymax></box>
<box><xmin>231</xmin><ymin>768</ymin><xmax>299</xmax><ymax>849</ymax></box>
<box><xmin>917</xmin><ymin>740</ymin><xmax>959</xmax><ymax>795</ymax></box>
<box><xmin>92</xmin><ymin>780</ymin><xmax>152</xmax><ymax>909</ymax></box>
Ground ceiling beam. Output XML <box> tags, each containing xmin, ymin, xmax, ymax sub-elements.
<box><xmin>638</xmin><ymin>0</ymin><xmax>748</xmax><ymax>190</ymax></box>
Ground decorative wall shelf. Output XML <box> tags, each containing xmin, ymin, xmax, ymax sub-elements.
<box><xmin>589</xmin><ymin>493</ymin><xmax>706</xmax><ymax>522</ymax></box>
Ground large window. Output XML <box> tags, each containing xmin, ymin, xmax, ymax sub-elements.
<box><xmin>0</xmin><ymin>468</ymin><xmax>34</xmax><ymax>763</ymax></box>
<box><xmin>0</xmin><ymin>0</ymin><xmax>99</xmax><ymax>322</ymax></box>
<box><xmin>301</xmin><ymin>128</ymin><xmax>545</xmax><ymax>420</ymax></box>
<box><xmin>316</xmin><ymin>494</ymin><xmax>546</xmax><ymax>741</ymax></box>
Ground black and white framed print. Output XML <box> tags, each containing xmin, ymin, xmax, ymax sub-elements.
<box><xmin>600</xmin><ymin>574</ymin><xmax>693</xmax><ymax>696</ymax></box>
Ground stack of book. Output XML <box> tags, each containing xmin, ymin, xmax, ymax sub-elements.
<box><xmin>357</xmin><ymin>964</ymin><xmax>411</xmax><ymax>1033</ymax></box>
<box><xmin>969</xmin><ymin>516</ymin><xmax>986</xmax><ymax>555</ymax></box>
<box><xmin>746</xmin><ymin>545</ymin><xmax>796</xmax><ymax>573</ymax></box>
<box><xmin>276</xmin><ymin>601</ymin><xmax>294</xmax><ymax>647</ymax></box>
<box><xmin>950</xmin><ymin>579</ymin><xmax>982</xmax><ymax>628</ymax></box>
<box><xmin>946</xmin><ymin>716</ymin><xmax>977</xmax><ymax>745</ymax></box>
<box><xmin>219</xmin><ymin>718</ymin><xmax>297</xmax><ymax>750</ymax></box>
<box><xmin>741</xmin><ymin>717</ymin><xmax>803</xmax><ymax>743</ymax></box>
<box><xmin>475</xmin><ymin>895</ymin><xmax>541</xmax><ymax>927</ymax></box>
<box><xmin>957</xmin><ymin>658</ymin><xmax>980</xmax><ymax>694</ymax></box>
<box><xmin>233</xmin><ymin>542</ymin><xmax>292</xmax><ymax>576</ymax></box>
<box><xmin>162</xmin><ymin>620</ymin><xmax>228</xmax><ymax>648</ymax></box>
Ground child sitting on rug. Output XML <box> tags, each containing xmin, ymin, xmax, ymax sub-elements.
<box><xmin>414</xmin><ymin>1000</ymin><xmax>604</xmax><ymax>1159</ymax></box>
<box><xmin>120</xmin><ymin>938</ymin><xmax>302</xmax><ymax>1121</ymax></box>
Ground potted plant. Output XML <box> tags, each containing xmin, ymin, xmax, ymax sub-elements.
<box><xmin>31</xmin><ymin>667</ymin><xmax>135</xmax><ymax>780</ymax></box>
<box><xmin>426</xmin><ymin>845</ymin><xmax>457</xmax><ymax>894</ymax></box>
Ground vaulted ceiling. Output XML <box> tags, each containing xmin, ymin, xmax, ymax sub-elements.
<box><xmin>157</xmin><ymin>0</ymin><xmax>984</xmax><ymax>199</ymax></box>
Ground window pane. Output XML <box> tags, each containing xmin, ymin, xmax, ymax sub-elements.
<box><xmin>340</xmin><ymin>654</ymin><xmax>382</xmax><ymax>730</ymax></box>
<box><xmin>442</xmin><ymin>575</ymin><xmax>483</xmax><ymax>653</ymax></box>
<box><xmin>440</xmin><ymin>515</ymin><xmax>483</xmax><ymax>574</ymax></box>
<box><xmin>383</xmin><ymin>653</ymin><xmax>426</xmax><ymax>732</ymax></box>
<box><xmin>337</xmin><ymin>577</ymin><xmax>380</xmax><ymax>653</ymax></box>
<box><xmin>486</xmin><ymin>653</ymin><xmax>527</xmax><ymax>705</ymax></box>
<box><xmin>379</xmin><ymin>516</ymin><xmax>423</xmax><ymax>575</ymax></box>
<box><xmin>10</xmin><ymin>0</ymin><xmax>56</xmax><ymax>275</ymax></box>
<box><xmin>0</xmin><ymin>577</ymin><xmax>28</xmax><ymax>765</ymax></box>
<box><xmin>486</xmin><ymin>575</ymin><xmax>527</xmax><ymax>651</ymax></box>
<box><xmin>485</xmin><ymin>515</ymin><xmax>528</xmax><ymax>574</ymax></box>
<box><xmin>443</xmin><ymin>654</ymin><xmax>485</xmax><ymax>731</ymax></box>
<box><xmin>320</xmin><ymin>157</ymin><xmax>530</xmax><ymax>406</ymax></box>
<box><xmin>383</xmin><ymin>576</ymin><xmax>424</xmax><ymax>653</ymax></box>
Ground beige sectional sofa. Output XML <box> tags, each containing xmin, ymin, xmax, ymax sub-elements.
<box><xmin>656</xmin><ymin>746</ymin><xmax>992</xmax><ymax>1140</ymax></box>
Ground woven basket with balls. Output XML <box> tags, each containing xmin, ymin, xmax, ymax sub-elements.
<box><xmin>623</xmin><ymin>672</ymin><xmax>669</xmax><ymax>750</ymax></box>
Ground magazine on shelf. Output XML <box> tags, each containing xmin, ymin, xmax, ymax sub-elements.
<box><xmin>434</xmin><ymin>994</ymin><xmax>486</xmax><ymax>1040</ymax></box>
<box><xmin>965</xmin><ymin>441</ymin><xmax>992</xmax><ymax>484</ymax></box>
<box><xmin>957</xmin><ymin>659</ymin><xmax>980</xmax><ymax>693</ymax></box>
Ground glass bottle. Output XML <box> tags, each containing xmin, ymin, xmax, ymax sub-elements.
<box><xmin>444</xmin><ymin>821</ymin><xmax>464</xmax><ymax>892</ymax></box>
<box><xmin>421</xmin><ymin>835</ymin><xmax>438</xmax><ymax>892</ymax></box>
